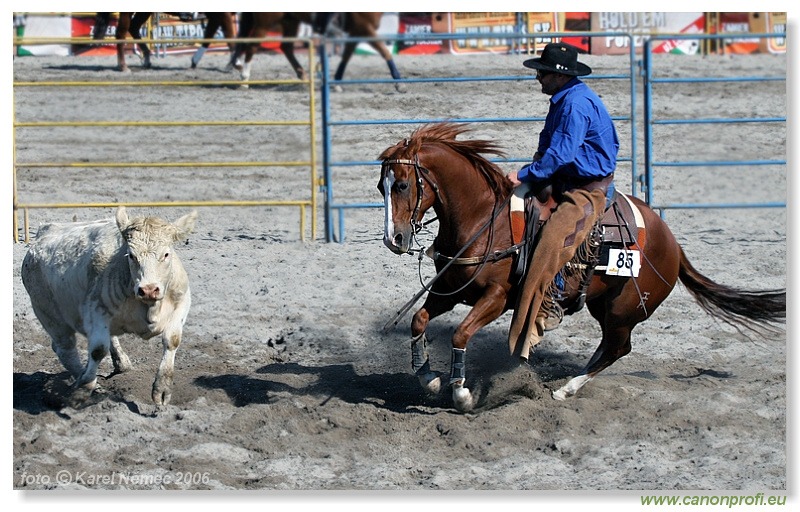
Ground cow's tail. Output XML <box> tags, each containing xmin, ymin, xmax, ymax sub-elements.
<box><xmin>678</xmin><ymin>246</ymin><xmax>785</xmax><ymax>335</ymax></box>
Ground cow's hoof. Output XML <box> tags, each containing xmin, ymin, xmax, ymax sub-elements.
<box><xmin>152</xmin><ymin>386</ymin><xmax>172</xmax><ymax>406</ymax></box>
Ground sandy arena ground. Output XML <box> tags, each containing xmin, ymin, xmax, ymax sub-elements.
<box><xmin>7</xmin><ymin>44</ymin><xmax>789</xmax><ymax>507</ymax></box>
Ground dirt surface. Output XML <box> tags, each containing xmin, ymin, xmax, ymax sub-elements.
<box><xmin>9</xmin><ymin>48</ymin><xmax>788</xmax><ymax>503</ymax></box>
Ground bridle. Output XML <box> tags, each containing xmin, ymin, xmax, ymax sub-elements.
<box><xmin>380</xmin><ymin>152</ymin><xmax>521</xmax><ymax>331</ymax></box>
<box><xmin>382</xmin><ymin>151</ymin><xmax>522</xmax><ymax>261</ymax></box>
<box><xmin>381</xmin><ymin>154</ymin><xmax>441</xmax><ymax>240</ymax></box>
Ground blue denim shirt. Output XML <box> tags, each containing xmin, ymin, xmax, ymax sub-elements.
<box><xmin>517</xmin><ymin>78</ymin><xmax>619</xmax><ymax>183</ymax></box>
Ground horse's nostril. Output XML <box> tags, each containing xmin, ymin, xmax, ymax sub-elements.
<box><xmin>393</xmin><ymin>233</ymin><xmax>404</xmax><ymax>246</ymax></box>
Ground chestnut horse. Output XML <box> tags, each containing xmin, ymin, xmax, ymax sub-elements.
<box><xmin>229</xmin><ymin>13</ymin><xmax>403</xmax><ymax>90</ymax></box>
<box><xmin>378</xmin><ymin>123</ymin><xmax>785</xmax><ymax>412</ymax></box>
<box><xmin>94</xmin><ymin>13</ymin><xmax>236</xmax><ymax>72</ymax></box>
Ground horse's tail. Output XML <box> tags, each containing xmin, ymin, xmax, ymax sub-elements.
<box><xmin>678</xmin><ymin>246</ymin><xmax>785</xmax><ymax>334</ymax></box>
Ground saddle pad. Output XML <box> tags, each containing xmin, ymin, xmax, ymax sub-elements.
<box><xmin>600</xmin><ymin>192</ymin><xmax>644</xmax><ymax>246</ymax></box>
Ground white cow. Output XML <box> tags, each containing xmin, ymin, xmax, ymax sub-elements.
<box><xmin>21</xmin><ymin>206</ymin><xmax>198</xmax><ymax>405</ymax></box>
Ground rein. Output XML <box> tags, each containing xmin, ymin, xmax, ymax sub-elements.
<box><xmin>381</xmin><ymin>155</ymin><xmax>519</xmax><ymax>332</ymax></box>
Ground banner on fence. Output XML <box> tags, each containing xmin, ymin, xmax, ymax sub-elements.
<box><xmin>765</xmin><ymin>12</ymin><xmax>787</xmax><ymax>53</ymax></box>
<box><xmin>17</xmin><ymin>14</ymin><xmax>71</xmax><ymax>56</ymax></box>
<box><xmin>15</xmin><ymin>12</ymin><xmax>788</xmax><ymax>58</ymax></box>
<box><xmin>427</xmin><ymin>12</ymin><xmax>563</xmax><ymax>54</ymax></box>
<box><xmin>591</xmin><ymin>12</ymin><xmax>704</xmax><ymax>55</ymax></box>
<box><xmin>397</xmin><ymin>12</ymin><xmax>586</xmax><ymax>55</ymax></box>
<box><xmin>702</xmin><ymin>12</ymin><xmax>786</xmax><ymax>54</ymax></box>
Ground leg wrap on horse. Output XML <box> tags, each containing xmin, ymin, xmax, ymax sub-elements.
<box><xmin>410</xmin><ymin>332</ymin><xmax>430</xmax><ymax>374</ymax></box>
<box><xmin>191</xmin><ymin>45</ymin><xmax>207</xmax><ymax>67</ymax></box>
<box><xmin>412</xmin><ymin>333</ymin><xmax>442</xmax><ymax>395</ymax></box>
<box><xmin>387</xmin><ymin>59</ymin><xmax>402</xmax><ymax>80</ymax></box>
<box><xmin>334</xmin><ymin>62</ymin><xmax>347</xmax><ymax>81</ymax></box>
<box><xmin>508</xmin><ymin>188</ymin><xmax>607</xmax><ymax>358</ymax></box>
<box><xmin>449</xmin><ymin>348</ymin><xmax>467</xmax><ymax>386</ymax></box>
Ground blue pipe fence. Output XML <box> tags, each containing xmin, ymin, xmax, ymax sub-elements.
<box><xmin>642</xmin><ymin>33</ymin><xmax>786</xmax><ymax>213</ymax></box>
<box><xmin>318</xmin><ymin>31</ymin><xmax>638</xmax><ymax>243</ymax></box>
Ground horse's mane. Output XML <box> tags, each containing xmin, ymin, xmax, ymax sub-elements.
<box><xmin>379</xmin><ymin>123</ymin><xmax>513</xmax><ymax>198</ymax></box>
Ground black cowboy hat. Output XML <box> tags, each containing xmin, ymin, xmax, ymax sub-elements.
<box><xmin>523</xmin><ymin>42</ymin><xmax>591</xmax><ymax>76</ymax></box>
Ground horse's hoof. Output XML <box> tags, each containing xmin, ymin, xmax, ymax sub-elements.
<box><xmin>552</xmin><ymin>388</ymin><xmax>570</xmax><ymax>401</ymax></box>
<box><xmin>333</xmin><ymin>85</ymin><xmax>344</xmax><ymax>93</ymax></box>
<box><xmin>417</xmin><ymin>372</ymin><xmax>442</xmax><ymax>394</ymax></box>
<box><xmin>238</xmin><ymin>84</ymin><xmax>250</xmax><ymax>90</ymax></box>
<box><xmin>395</xmin><ymin>83</ymin><xmax>408</xmax><ymax>93</ymax></box>
<box><xmin>452</xmin><ymin>385</ymin><xmax>474</xmax><ymax>412</ymax></box>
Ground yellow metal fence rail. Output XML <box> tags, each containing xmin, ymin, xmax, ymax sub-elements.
<box><xmin>13</xmin><ymin>35</ymin><xmax>319</xmax><ymax>243</ymax></box>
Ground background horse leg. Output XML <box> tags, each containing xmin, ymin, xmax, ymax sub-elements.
<box><xmin>226</xmin><ymin>12</ymin><xmax>253</xmax><ymax>72</ymax></box>
<box><xmin>191</xmin><ymin>13</ymin><xmax>235</xmax><ymax>68</ymax></box>
<box><xmin>126</xmin><ymin>13</ymin><xmax>152</xmax><ymax>70</ymax></box>
<box><xmin>92</xmin><ymin>12</ymin><xmax>111</xmax><ymax>40</ymax></box>
<box><xmin>336</xmin><ymin>13</ymin><xmax>405</xmax><ymax>92</ymax></box>
<box><xmin>115</xmin><ymin>13</ymin><xmax>132</xmax><ymax>72</ymax></box>
<box><xmin>333</xmin><ymin>41</ymin><xmax>405</xmax><ymax>93</ymax></box>
<box><xmin>332</xmin><ymin>42</ymin><xmax>357</xmax><ymax>91</ymax></box>
<box><xmin>279</xmin><ymin>18</ymin><xmax>308</xmax><ymax>80</ymax></box>
<box><xmin>368</xmin><ymin>40</ymin><xmax>405</xmax><ymax>92</ymax></box>
<box><xmin>239</xmin><ymin>13</ymin><xmax>296</xmax><ymax>87</ymax></box>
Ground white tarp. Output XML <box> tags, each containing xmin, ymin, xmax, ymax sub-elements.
<box><xmin>19</xmin><ymin>15</ymin><xmax>71</xmax><ymax>56</ymax></box>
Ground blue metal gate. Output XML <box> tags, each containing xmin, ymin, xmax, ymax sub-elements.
<box><xmin>641</xmin><ymin>33</ymin><xmax>786</xmax><ymax>213</ymax></box>
<box><xmin>319</xmin><ymin>32</ymin><xmax>638</xmax><ymax>242</ymax></box>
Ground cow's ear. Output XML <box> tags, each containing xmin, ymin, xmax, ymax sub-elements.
<box><xmin>173</xmin><ymin>210</ymin><xmax>198</xmax><ymax>241</ymax></box>
<box><xmin>115</xmin><ymin>206</ymin><xmax>129</xmax><ymax>231</ymax></box>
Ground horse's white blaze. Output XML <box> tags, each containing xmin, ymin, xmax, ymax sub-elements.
<box><xmin>383</xmin><ymin>170</ymin><xmax>396</xmax><ymax>240</ymax></box>
<box><xmin>553</xmin><ymin>374</ymin><xmax>593</xmax><ymax>401</ymax></box>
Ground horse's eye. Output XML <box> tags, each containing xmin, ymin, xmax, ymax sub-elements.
<box><xmin>396</xmin><ymin>181</ymin><xmax>410</xmax><ymax>192</ymax></box>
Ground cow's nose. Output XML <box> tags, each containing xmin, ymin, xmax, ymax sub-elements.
<box><xmin>137</xmin><ymin>284</ymin><xmax>160</xmax><ymax>301</ymax></box>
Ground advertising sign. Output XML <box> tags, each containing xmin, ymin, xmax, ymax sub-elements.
<box><xmin>436</xmin><ymin>12</ymin><xmax>522</xmax><ymax>54</ymax></box>
<box><xmin>590</xmin><ymin>12</ymin><xmax>703</xmax><ymax>55</ymax></box>
<box><xmin>765</xmin><ymin>12</ymin><xmax>786</xmax><ymax>54</ymax></box>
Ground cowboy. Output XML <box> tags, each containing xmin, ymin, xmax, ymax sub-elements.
<box><xmin>506</xmin><ymin>42</ymin><xmax>619</xmax><ymax>360</ymax></box>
